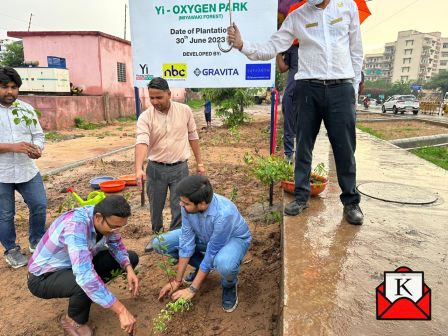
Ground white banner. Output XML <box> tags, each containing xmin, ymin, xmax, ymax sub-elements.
<box><xmin>129</xmin><ymin>0</ymin><xmax>278</xmax><ymax>88</ymax></box>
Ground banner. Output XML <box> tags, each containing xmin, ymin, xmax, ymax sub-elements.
<box><xmin>129</xmin><ymin>0</ymin><xmax>278</xmax><ymax>88</ymax></box>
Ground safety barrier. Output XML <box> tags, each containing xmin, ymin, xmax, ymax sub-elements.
<box><xmin>419</xmin><ymin>101</ymin><xmax>441</xmax><ymax>115</ymax></box>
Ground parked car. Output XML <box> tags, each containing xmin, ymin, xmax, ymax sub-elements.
<box><xmin>382</xmin><ymin>95</ymin><xmax>419</xmax><ymax>115</ymax></box>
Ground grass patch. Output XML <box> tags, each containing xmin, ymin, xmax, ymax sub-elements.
<box><xmin>45</xmin><ymin>131</ymin><xmax>63</xmax><ymax>140</ymax></box>
<box><xmin>116</xmin><ymin>115</ymin><xmax>137</xmax><ymax>122</ymax></box>
<box><xmin>356</xmin><ymin>124</ymin><xmax>385</xmax><ymax>139</ymax></box>
<box><xmin>186</xmin><ymin>99</ymin><xmax>204</xmax><ymax>110</ymax></box>
<box><xmin>74</xmin><ymin>117</ymin><xmax>105</xmax><ymax>130</ymax></box>
<box><xmin>410</xmin><ymin>146</ymin><xmax>448</xmax><ymax>170</ymax></box>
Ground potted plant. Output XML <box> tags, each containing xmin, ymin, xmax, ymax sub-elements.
<box><xmin>281</xmin><ymin>162</ymin><xmax>329</xmax><ymax>196</ymax></box>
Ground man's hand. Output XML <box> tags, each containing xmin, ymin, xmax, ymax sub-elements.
<box><xmin>227</xmin><ymin>23</ymin><xmax>243</xmax><ymax>50</ymax></box>
<box><xmin>171</xmin><ymin>288</ymin><xmax>195</xmax><ymax>301</ymax></box>
<box><xmin>126</xmin><ymin>267</ymin><xmax>140</xmax><ymax>297</ymax></box>
<box><xmin>111</xmin><ymin>301</ymin><xmax>137</xmax><ymax>336</ymax></box>
<box><xmin>196</xmin><ymin>164</ymin><xmax>205</xmax><ymax>176</ymax></box>
<box><xmin>158</xmin><ymin>280</ymin><xmax>181</xmax><ymax>301</ymax></box>
<box><xmin>135</xmin><ymin>168</ymin><xmax>146</xmax><ymax>191</ymax></box>
<box><xmin>28</xmin><ymin>146</ymin><xmax>42</xmax><ymax>159</ymax></box>
<box><xmin>12</xmin><ymin>142</ymin><xmax>40</xmax><ymax>157</ymax></box>
<box><xmin>118</xmin><ymin>307</ymin><xmax>137</xmax><ymax>335</ymax></box>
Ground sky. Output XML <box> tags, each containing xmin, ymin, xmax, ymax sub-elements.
<box><xmin>1</xmin><ymin>0</ymin><xmax>447</xmax><ymax>55</ymax></box>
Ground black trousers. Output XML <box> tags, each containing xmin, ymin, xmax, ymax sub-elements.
<box><xmin>292</xmin><ymin>80</ymin><xmax>360</xmax><ymax>205</ymax></box>
<box><xmin>28</xmin><ymin>250</ymin><xmax>139</xmax><ymax>324</ymax></box>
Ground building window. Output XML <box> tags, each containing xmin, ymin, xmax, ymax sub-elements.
<box><xmin>117</xmin><ymin>62</ymin><xmax>126</xmax><ymax>82</ymax></box>
<box><xmin>401</xmin><ymin>67</ymin><xmax>410</xmax><ymax>73</ymax></box>
<box><xmin>443</xmin><ymin>43</ymin><xmax>448</xmax><ymax>48</ymax></box>
<box><xmin>404</xmin><ymin>49</ymin><xmax>413</xmax><ymax>55</ymax></box>
<box><xmin>441</xmin><ymin>60</ymin><xmax>447</xmax><ymax>66</ymax></box>
<box><xmin>405</xmin><ymin>40</ymin><xmax>414</xmax><ymax>47</ymax></box>
<box><xmin>401</xmin><ymin>76</ymin><xmax>409</xmax><ymax>81</ymax></box>
<box><xmin>403</xmin><ymin>58</ymin><xmax>411</xmax><ymax>64</ymax></box>
<box><xmin>441</xmin><ymin>52</ymin><xmax>448</xmax><ymax>58</ymax></box>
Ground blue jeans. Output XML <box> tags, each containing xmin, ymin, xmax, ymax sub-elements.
<box><xmin>0</xmin><ymin>173</ymin><xmax>47</xmax><ymax>252</ymax></box>
<box><xmin>152</xmin><ymin>229</ymin><xmax>250</xmax><ymax>288</ymax></box>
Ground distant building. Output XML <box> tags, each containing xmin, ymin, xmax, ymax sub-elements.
<box><xmin>364</xmin><ymin>30</ymin><xmax>448</xmax><ymax>83</ymax></box>
<box><xmin>363</xmin><ymin>53</ymin><xmax>386</xmax><ymax>81</ymax></box>
<box><xmin>7</xmin><ymin>31</ymin><xmax>137</xmax><ymax>97</ymax></box>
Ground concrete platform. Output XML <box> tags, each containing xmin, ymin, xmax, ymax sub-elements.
<box><xmin>281</xmin><ymin>129</ymin><xmax>447</xmax><ymax>335</ymax></box>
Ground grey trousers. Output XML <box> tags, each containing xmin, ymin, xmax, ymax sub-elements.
<box><xmin>146</xmin><ymin>161</ymin><xmax>189</xmax><ymax>233</ymax></box>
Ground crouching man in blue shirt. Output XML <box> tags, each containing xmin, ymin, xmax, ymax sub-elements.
<box><xmin>153</xmin><ymin>175</ymin><xmax>251</xmax><ymax>312</ymax></box>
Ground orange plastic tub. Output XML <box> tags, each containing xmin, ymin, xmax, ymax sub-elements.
<box><xmin>99</xmin><ymin>180</ymin><xmax>126</xmax><ymax>193</ymax></box>
<box><xmin>118</xmin><ymin>175</ymin><xmax>137</xmax><ymax>186</ymax></box>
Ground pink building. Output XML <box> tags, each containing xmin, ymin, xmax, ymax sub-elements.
<box><xmin>8</xmin><ymin>31</ymin><xmax>136</xmax><ymax>97</ymax></box>
<box><xmin>7</xmin><ymin>31</ymin><xmax>185</xmax><ymax>129</ymax></box>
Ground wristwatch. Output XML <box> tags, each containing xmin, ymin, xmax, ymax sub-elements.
<box><xmin>188</xmin><ymin>284</ymin><xmax>198</xmax><ymax>294</ymax></box>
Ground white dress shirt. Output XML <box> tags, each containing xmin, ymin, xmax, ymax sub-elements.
<box><xmin>241</xmin><ymin>0</ymin><xmax>363</xmax><ymax>95</ymax></box>
<box><xmin>0</xmin><ymin>99</ymin><xmax>45</xmax><ymax>183</ymax></box>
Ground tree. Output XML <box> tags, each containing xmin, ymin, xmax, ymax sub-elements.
<box><xmin>202</xmin><ymin>88</ymin><xmax>257</xmax><ymax>128</ymax></box>
<box><xmin>425</xmin><ymin>71</ymin><xmax>448</xmax><ymax>94</ymax></box>
<box><xmin>387</xmin><ymin>80</ymin><xmax>412</xmax><ymax>97</ymax></box>
<box><xmin>0</xmin><ymin>41</ymin><xmax>24</xmax><ymax>67</ymax></box>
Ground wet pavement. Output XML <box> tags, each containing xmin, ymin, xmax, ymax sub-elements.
<box><xmin>281</xmin><ymin>129</ymin><xmax>447</xmax><ymax>335</ymax></box>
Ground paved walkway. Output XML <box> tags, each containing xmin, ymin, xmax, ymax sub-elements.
<box><xmin>281</xmin><ymin>129</ymin><xmax>447</xmax><ymax>335</ymax></box>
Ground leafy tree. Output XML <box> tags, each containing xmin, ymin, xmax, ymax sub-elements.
<box><xmin>0</xmin><ymin>41</ymin><xmax>24</xmax><ymax>67</ymax></box>
<box><xmin>387</xmin><ymin>80</ymin><xmax>412</xmax><ymax>96</ymax></box>
<box><xmin>425</xmin><ymin>71</ymin><xmax>448</xmax><ymax>94</ymax></box>
<box><xmin>202</xmin><ymin>88</ymin><xmax>257</xmax><ymax>128</ymax></box>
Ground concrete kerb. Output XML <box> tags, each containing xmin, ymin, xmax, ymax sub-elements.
<box><xmin>391</xmin><ymin>134</ymin><xmax>448</xmax><ymax>149</ymax></box>
<box><xmin>41</xmin><ymin>144</ymin><xmax>135</xmax><ymax>177</ymax></box>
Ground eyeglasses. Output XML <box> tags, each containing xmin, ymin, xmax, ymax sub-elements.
<box><xmin>102</xmin><ymin>215</ymin><xmax>126</xmax><ymax>232</ymax></box>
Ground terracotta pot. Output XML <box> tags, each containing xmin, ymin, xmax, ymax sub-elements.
<box><xmin>281</xmin><ymin>175</ymin><xmax>328</xmax><ymax>197</ymax></box>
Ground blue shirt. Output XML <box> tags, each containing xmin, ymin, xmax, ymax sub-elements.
<box><xmin>204</xmin><ymin>100</ymin><xmax>212</xmax><ymax>113</ymax></box>
<box><xmin>178</xmin><ymin>194</ymin><xmax>252</xmax><ymax>273</ymax></box>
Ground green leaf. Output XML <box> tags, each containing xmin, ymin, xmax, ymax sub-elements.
<box><xmin>13</xmin><ymin>117</ymin><xmax>21</xmax><ymax>125</ymax></box>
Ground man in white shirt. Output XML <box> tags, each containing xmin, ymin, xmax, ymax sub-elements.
<box><xmin>0</xmin><ymin>66</ymin><xmax>47</xmax><ymax>268</ymax></box>
<box><xmin>228</xmin><ymin>0</ymin><xmax>364</xmax><ymax>224</ymax></box>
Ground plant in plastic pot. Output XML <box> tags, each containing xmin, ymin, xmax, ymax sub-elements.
<box><xmin>281</xmin><ymin>162</ymin><xmax>329</xmax><ymax>197</ymax></box>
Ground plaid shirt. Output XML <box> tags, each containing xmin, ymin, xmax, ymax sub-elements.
<box><xmin>28</xmin><ymin>206</ymin><xmax>131</xmax><ymax>308</ymax></box>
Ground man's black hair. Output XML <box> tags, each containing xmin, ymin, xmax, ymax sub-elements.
<box><xmin>176</xmin><ymin>175</ymin><xmax>213</xmax><ymax>205</ymax></box>
<box><xmin>147</xmin><ymin>77</ymin><xmax>169</xmax><ymax>91</ymax></box>
<box><xmin>93</xmin><ymin>195</ymin><xmax>131</xmax><ymax>218</ymax></box>
<box><xmin>0</xmin><ymin>66</ymin><xmax>22</xmax><ymax>87</ymax></box>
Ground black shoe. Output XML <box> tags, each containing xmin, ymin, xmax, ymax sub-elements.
<box><xmin>284</xmin><ymin>200</ymin><xmax>308</xmax><ymax>216</ymax></box>
<box><xmin>222</xmin><ymin>284</ymin><xmax>238</xmax><ymax>312</ymax></box>
<box><xmin>144</xmin><ymin>241</ymin><xmax>154</xmax><ymax>253</ymax></box>
<box><xmin>183</xmin><ymin>269</ymin><xmax>198</xmax><ymax>285</ymax></box>
<box><xmin>343</xmin><ymin>203</ymin><xmax>364</xmax><ymax>225</ymax></box>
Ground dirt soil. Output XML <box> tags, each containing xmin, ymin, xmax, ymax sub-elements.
<box><xmin>0</xmin><ymin>109</ymin><xmax>283</xmax><ymax>336</ymax></box>
<box><xmin>356</xmin><ymin>120</ymin><xmax>448</xmax><ymax>140</ymax></box>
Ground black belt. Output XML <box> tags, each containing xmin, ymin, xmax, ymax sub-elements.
<box><xmin>150</xmin><ymin>160</ymin><xmax>186</xmax><ymax>166</ymax></box>
<box><xmin>302</xmin><ymin>79</ymin><xmax>353</xmax><ymax>85</ymax></box>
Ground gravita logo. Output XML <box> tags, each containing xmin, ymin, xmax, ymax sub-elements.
<box><xmin>162</xmin><ymin>64</ymin><xmax>187</xmax><ymax>79</ymax></box>
<box><xmin>194</xmin><ymin>68</ymin><xmax>239</xmax><ymax>76</ymax></box>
